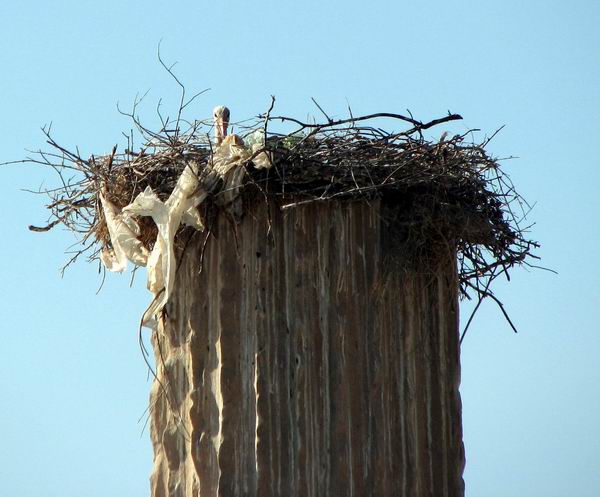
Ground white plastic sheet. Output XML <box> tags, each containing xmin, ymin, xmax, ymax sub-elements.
<box><xmin>123</xmin><ymin>161</ymin><xmax>205</xmax><ymax>326</ymax></box>
<box><xmin>99</xmin><ymin>137</ymin><xmax>271</xmax><ymax>328</ymax></box>
<box><xmin>99</xmin><ymin>192</ymin><xmax>149</xmax><ymax>272</ymax></box>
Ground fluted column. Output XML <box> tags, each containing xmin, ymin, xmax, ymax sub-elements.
<box><xmin>149</xmin><ymin>200</ymin><xmax>465</xmax><ymax>497</ymax></box>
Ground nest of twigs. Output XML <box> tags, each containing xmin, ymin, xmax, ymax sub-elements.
<box><xmin>15</xmin><ymin>96</ymin><xmax>539</xmax><ymax>324</ymax></box>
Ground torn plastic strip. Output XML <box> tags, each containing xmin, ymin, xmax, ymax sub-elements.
<box><xmin>99</xmin><ymin>192</ymin><xmax>149</xmax><ymax>272</ymax></box>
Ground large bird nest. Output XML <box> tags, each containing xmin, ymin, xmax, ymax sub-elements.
<box><xmin>15</xmin><ymin>96</ymin><xmax>539</xmax><ymax>332</ymax></box>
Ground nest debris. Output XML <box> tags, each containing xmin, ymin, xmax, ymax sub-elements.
<box><xmin>13</xmin><ymin>96</ymin><xmax>540</xmax><ymax>335</ymax></box>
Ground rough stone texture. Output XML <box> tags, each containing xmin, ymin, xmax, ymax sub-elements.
<box><xmin>149</xmin><ymin>200</ymin><xmax>465</xmax><ymax>497</ymax></box>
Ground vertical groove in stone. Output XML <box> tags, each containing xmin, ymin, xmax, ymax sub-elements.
<box><xmin>149</xmin><ymin>200</ymin><xmax>466</xmax><ymax>497</ymax></box>
<box><xmin>280</xmin><ymin>208</ymin><xmax>297</xmax><ymax>497</ymax></box>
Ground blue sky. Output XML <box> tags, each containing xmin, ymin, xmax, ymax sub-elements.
<box><xmin>1</xmin><ymin>1</ymin><xmax>599</xmax><ymax>496</ymax></box>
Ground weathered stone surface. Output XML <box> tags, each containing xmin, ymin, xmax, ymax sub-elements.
<box><xmin>149</xmin><ymin>200</ymin><xmax>465</xmax><ymax>497</ymax></box>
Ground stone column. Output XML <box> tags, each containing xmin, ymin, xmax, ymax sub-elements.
<box><xmin>149</xmin><ymin>200</ymin><xmax>465</xmax><ymax>497</ymax></box>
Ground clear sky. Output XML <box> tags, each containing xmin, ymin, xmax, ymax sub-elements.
<box><xmin>1</xmin><ymin>1</ymin><xmax>599</xmax><ymax>496</ymax></box>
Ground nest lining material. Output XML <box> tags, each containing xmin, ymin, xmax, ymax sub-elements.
<box><xmin>21</xmin><ymin>105</ymin><xmax>539</xmax><ymax>329</ymax></box>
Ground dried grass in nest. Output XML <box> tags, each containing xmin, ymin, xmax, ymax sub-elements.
<box><xmin>12</xmin><ymin>98</ymin><xmax>540</xmax><ymax>336</ymax></box>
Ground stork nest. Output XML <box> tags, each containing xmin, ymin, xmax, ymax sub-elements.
<box><xmin>16</xmin><ymin>100</ymin><xmax>539</xmax><ymax>304</ymax></box>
